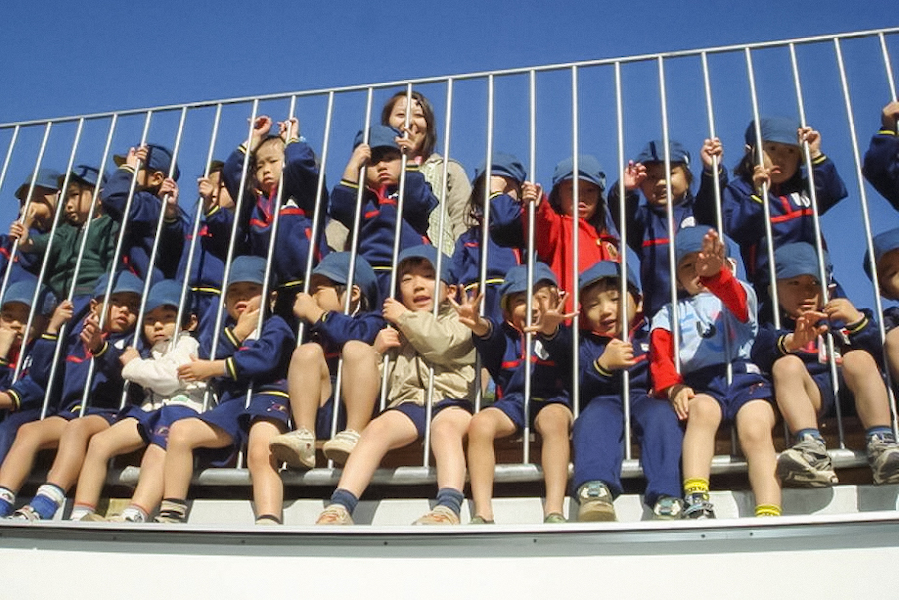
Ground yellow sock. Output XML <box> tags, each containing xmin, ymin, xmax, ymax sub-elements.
<box><xmin>755</xmin><ymin>504</ymin><xmax>781</xmax><ymax>517</ymax></box>
<box><xmin>683</xmin><ymin>478</ymin><xmax>710</xmax><ymax>499</ymax></box>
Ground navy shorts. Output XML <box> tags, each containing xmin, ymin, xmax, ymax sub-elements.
<box><xmin>238</xmin><ymin>391</ymin><xmax>291</xmax><ymax>437</ymax></box>
<box><xmin>197</xmin><ymin>397</ymin><xmax>244</xmax><ymax>443</ymax></box>
<box><xmin>388</xmin><ymin>399</ymin><xmax>474</xmax><ymax>437</ymax></box>
<box><xmin>490</xmin><ymin>394</ymin><xmax>571</xmax><ymax>431</ymax></box>
<box><xmin>139</xmin><ymin>405</ymin><xmax>201</xmax><ymax>449</ymax></box>
<box><xmin>55</xmin><ymin>406</ymin><xmax>119</xmax><ymax>425</ymax></box>
<box><xmin>809</xmin><ymin>368</ymin><xmax>858</xmax><ymax>418</ymax></box>
<box><xmin>315</xmin><ymin>396</ymin><xmax>346</xmax><ymax>440</ymax></box>
<box><xmin>684</xmin><ymin>364</ymin><xmax>772</xmax><ymax>422</ymax></box>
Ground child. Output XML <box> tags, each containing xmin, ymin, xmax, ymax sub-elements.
<box><xmin>0</xmin><ymin>270</ymin><xmax>142</xmax><ymax>520</ymax></box>
<box><xmin>11</xmin><ymin>165</ymin><xmax>117</xmax><ymax>303</ymax></box>
<box><xmin>723</xmin><ymin>116</ymin><xmax>848</xmax><ymax>300</ymax></box>
<box><xmin>610</xmin><ymin>139</ymin><xmax>726</xmax><ymax>316</ymax></box>
<box><xmin>218</xmin><ymin>116</ymin><xmax>328</xmax><ymax>318</ymax></box>
<box><xmin>865</xmin><ymin>227</ymin><xmax>899</xmax><ymax>390</ymax></box>
<box><xmin>3</xmin><ymin>168</ymin><xmax>61</xmax><ymax>279</ymax></box>
<box><xmin>752</xmin><ymin>242</ymin><xmax>899</xmax><ymax>486</ymax></box>
<box><xmin>159</xmin><ymin>256</ymin><xmax>296</xmax><ymax>525</ymax></box>
<box><xmin>315</xmin><ymin>245</ymin><xmax>476</xmax><ymax>526</ymax></box>
<box><xmin>536</xmin><ymin>261</ymin><xmax>684</xmax><ymax>521</ymax></box>
<box><xmin>269</xmin><ymin>252</ymin><xmax>385</xmax><ymax>468</ymax></box>
<box><xmin>862</xmin><ymin>101</ymin><xmax>899</xmax><ymax>210</ymax></box>
<box><xmin>103</xmin><ymin>144</ymin><xmax>185</xmax><ymax>281</ymax></box>
<box><xmin>329</xmin><ymin>125</ymin><xmax>439</xmax><ymax>301</ymax></box>
<box><xmin>69</xmin><ymin>280</ymin><xmax>205</xmax><ymax>522</ymax></box>
<box><xmin>457</xmin><ymin>263</ymin><xmax>570</xmax><ymax>523</ymax></box>
<box><xmin>452</xmin><ymin>152</ymin><xmax>525</xmax><ymax>323</ymax></box>
<box><xmin>651</xmin><ymin>227</ymin><xmax>779</xmax><ymax>519</ymax></box>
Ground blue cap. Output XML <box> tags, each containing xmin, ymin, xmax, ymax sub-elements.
<box><xmin>114</xmin><ymin>143</ymin><xmax>180</xmax><ymax>181</ymax></box>
<box><xmin>774</xmin><ymin>242</ymin><xmax>825</xmax><ymax>280</ymax></box>
<box><xmin>62</xmin><ymin>164</ymin><xmax>107</xmax><ymax>189</ymax></box>
<box><xmin>354</xmin><ymin>125</ymin><xmax>401</xmax><ymax>151</ymax></box>
<box><xmin>674</xmin><ymin>226</ymin><xmax>731</xmax><ymax>268</ymax></box>
<box><xmin>397</xmin><ymin>244</ymin><xmax>453</xmax><ymax>283</ymax></box>
<box><xmin>93</xmin><ymin>271</ymin><xmax>144</xmax><ymax>299</ymax></box>
<box><xmin>745</xmin><ymin>116</ymin><xmax>799</xmax><ymax>147</ymax></box>
<box><xmin>579</xmin><ymin>260</ymin><xmax>641</xmax><ymax>294</ymax></box>
<box><xmin>15</xmin><ymin>168</ymin><xmax>62</xmax><ymax>202</ymax></box>
<box><xmin>227</xmin><ymin>256</ymin><xmax>267</xmax><ymax>288</ymax></box>
<box><xmin>145</xmin><ymin>280</ymin><xmax>185</xmax><ymax>313</ymax></box>
<box><xmin>635</xmin><ymin>140</ymin><xmax>691</xmax><ymax>167</ymax></box>
<box><xmin>474</xmin><ymin>152</ymin><xmax>527</xmax><ymax>184</ymax></box>
<box><xmin>551</xmin><ymin>155</ymin><xmax>605</xmax><ymax>191</ymax></box>
<box><xmin>313</xmin><ymin>252</ymin><xmax>380</xmax><ymax>310</ymax></box>
<box><xmin>865</xmin><ymin>227</ymin><xmax>899</xmax><ymax>281</ymax></box>
<box><xmin>498</xmin><ymin>263</ymin><xmax>557</xmax><ymax>300</ymax></box>
<box><xmin>2</xmin><ymin>277</ymin><xmax>57</xmax><ymax>315</ymax></box>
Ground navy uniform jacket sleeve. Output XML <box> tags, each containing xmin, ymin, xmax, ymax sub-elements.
<box><xmin>808</xmin><ymin>155</ymin><xmax>848</xmax><ymax>215</ymax></box>
<box><xmin>693</xmin><ymin>167</ymin><xmax>729</xmax><ymax>227</ymax></box>
<box><xmin>399</xmin><ymin>169</ymin><xmax>438</xmax><ymax>236</ymax></box>
<box><xmin>840</xmin><ymin>309</ymin><xmax>885</xmax><ymax>368</ymax></box>
<box><xmin>863</xmin><ymin>127</ymin><xmax>899</xmax><ymax>210</ymax></box>
<box><xmin>282</xmin><ymin>139</ymin><xmax>327</xmax><ymax>214</ymax></box>
<box><xmin>607</xmin><ymin>185</ymin><xmax>644</xmax><ymax>254</ymax></box>
<box><xmin>311</xmin><ymin>311</ymin><xmax>386</xmax><ymax>347</ymax></box>
<box><xmin>224</xmin><ymin>317</ymin><xmax>296</xmax><ymax>382</ymax></box>
<box><xmin>537</xmin><ymin>325</ymin><xmax>574</xmax><ymax>367</ymax></box>
<box><xmin>489</xmin><ymin>193</ymin><xmax>526</xmax><ymax>248</ymax></box>
<box><xmin>471</xmin><ymin>317</ymin><xmax>508</xmax><ymax>378</ymax></box>
<box><xmin>328</xmin><ymin>181</ymin><xmax>363</xmax><ymax>229</ymax></box>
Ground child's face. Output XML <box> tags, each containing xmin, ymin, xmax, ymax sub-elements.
<box><xmin>63</xmin><ymin>182</ymin><xmax>96</xmax><ymax>226</ymax></box>
<box><xmin>491</xmin><ymin>175</ymin><xmax>519</xmax><ymax>201</ymax></box>
<box><xmin>23</xmin><ymin>186</ymin><xmax>59</xmax><ymax>231</ymax></box>
<box><xmin>580</xmin><ymin>279</ymin><xmax>638</xmax><ymax>337</ymax></box>
<box><xmin>208</xmin><ymin>170</ymin><xmax>235</xmax><ymax>210</ymax></box>
<box><xmin>143</xmin><ymin>304</ymin><xmax>178</xmax><ymax>346</ymax></box>
<box><xmin>386</xmin><ymin>96</ymin><xmax>428</xmax><ymax>156</ymax></box>
<box><xmin>365</xmin><ymin>148</ymin><xmax>403</xmax><ymax>188</ymax></box>
<box><xmin>877</xmin><ymin>249</ymin><xmax>899</xmax><ymax>301</ymax></box>
<box><xmin>0</xmin><ymin>301</ymin><xmax>41</xmax><ymax>345</ymax></box>
<box><xmin>135</xmin><ymin>169</ymin><xmax>165</xmax><ymax>192</ymax></box>
<box><xmin>225</xmin><ymin>281</ymin><xmax>263</xmax><ymax>320</ymax></box>
<box><xmin>558</xmin><ymin>178</ymin><xmax>601</xmax><ymax>221</ymax></box>
<box><xmin>255</xmin><ymin>139</ymin><xmax>284</xmax><ymax>195</ymax></box>
<box><xmin>96</xmin><ymin>292</ymin><xmax>140</xmax><ymax>334</ymax></box>
<box><xmin>761</xmin><ymin>141</ymin><xmax>801</xmax><ymax>184</ymax></box>
<box><xmin>776</xmin><ymin>274</ymin><xmax>823</xmax><ymax>318</ymax></box>
<box><xmin>309</xmin><ymin>274</ymin><xmax>351</xmax><ymax>313</ymax></box>
<box><xmin>675</xmin><ymin>253</ymin><xmax>706</xmax><ymax>296</ymax></box>
<box><xmin>398</xmin><ymin>259</ymin><xmax>445</xmax><ymax>312</ymax></box>
<box><xmin>504</xmin><ymin>284</ymin><xmax>558</xmax><ymax>331</ymax></box>
<box><xmin>640</xmin><ymin>163</ymin><xmax>689</xmax><ymax>206</ymax></box>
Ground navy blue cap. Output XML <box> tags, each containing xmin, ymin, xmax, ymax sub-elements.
<box><xmin>397</xmin><ymin>244</ymin><xmax>453</xmax><ymax>283</ymax></box>
<box><xmin>579</xmin><ymin>260</ymin><xmax>641</xmax><ymax>294</ymax></box>
<box><xmin>474</xmin><ymin>152</ymin><xmax>527</xmax><ymax>184</ymax></box>
<box><xmin>2</xmin><ymin>277</ymin><xmax>57</xmax><ymax>315</ymax></box>
<box><xmin>865</xmin><ymin>227</ymin><xmax>899</xmax><ymax>281</ymax></box>
<box><xmin>674</xmin><ymin>227</ymin><xmax>724</xmax><ymax>267</ymax></box>
<box><xmin>498</xmin><ymin>263</ymin><xmax>557</xmax><ymax>300</ymax></box>
<box><xmin>774</xmin><ymin>242</ymin><xmax>825</xmax><ymax>280</ymax></box>
<box><xmin>227</xmin><ymin>256</ymin><xmax>267</xmax><ymax>288</ymax></box>
<box><xmin>93</xmin><ymin>271</ymin><xmax>144</xmax><ymax>299</ymax></box>
<box><xmin>145</xmin><ymin>280</ymin><xmax>185</xmax><ymax>313</ymax></box>
<box><xmin>354</xmin><ymin>125</ymin><xmax>401</xmax><ymax>151</ymax></box>
<box><xmin>313</xmin><ymin>252</ymin><xmax>380</xmax><ymax>310</ymax></box>
<box><xmin>635</xmin><ymin>140</ymin><xmax>691</xmax><ymax>167</ymax></box>
<box><xmin>62</xmin><ymin>164</ymin><xmax>106</xmax><ymax>190</ymax></box>
<box><xmin>551</xmin><ymin>155</ymin><xmax>605</xmax><ymax>190</ymax></box>
<box><xmin>745</xmin><ymin>116</ymin><xmax>799</xmax><ymax>147</ymax></box>
<box><xmin>15</xmin><ymin>168</ymin><xmax>62</xmax><ymax>202</ymax></box>
<box><xmin>114</xmin><ymin>144</ymin><xmax>180</xmax><ymax>181</ymax></box>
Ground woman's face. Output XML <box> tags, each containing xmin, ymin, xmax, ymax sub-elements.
<box><xmin>387</xmin><ymin>96</ymin><xmax>428</xmax><ymax>157</ymax></box>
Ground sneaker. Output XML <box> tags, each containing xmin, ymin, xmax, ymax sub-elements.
<box><xmin>322</xmin><ymin>429</ymin><xmax>360</xmax><ymax>466</ymax></box>
<box><xmin>315</xmin><ymin>504</ymin><xmax>353</xmax><ymax>525</ymax></box>
<box><xmin>543</xmin><ymin>512</ymin><xmax>567</xmax><ymax>524</ymax></box>
<box><xmin>652</xmin><ymin>495</ymin><xmax>685</xmax><ymax>520</ymax></box>
<box><xmin>412</xmin><ymin>505</ymin><xmax>460</xmax><ymax>525</ymax></box>
<box><xmin>576</xmin><ymin>481</ymin><xmax>616</xmax><ymax>522</ymax></box>
<box><xmin>683</xmin><ymin>493</ymin><xmax>716</xmax><ymax>519</ymax></box>
<box><xmin>79</xmin><ymin>512</ymin><xmax>108</xmax><ymax>522</ymax></box>
<box><xmin>777</xmin><ymin>435</ymin><xmax>838</xmax><ymax>487</ymax></box>
<box><xmin>8</xmin><ymin>505</ymin><xmax>40</xmax><ymax>522</ymax></box>
<box><xmin>867</xmin><ymin>435</ymin><xmax>899</xmax><ymax>484</ymax></box>
<box><xmin>269</xmin><ymin>428</ymin><xmax>316</xmax><ymax>469</ymax></box>
<box><xmin>469</xmin><ymin>515</ymin><xmax>495</xmax><ymax>525</ymax></box>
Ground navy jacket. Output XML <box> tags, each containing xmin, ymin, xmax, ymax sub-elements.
<box><xmin>307</xmin><ymin>310</ymin><xmax>386</xmax><ymax>374</ymax></box>
<box><xmin>210</xmin><ymin>315</ymin><xmax>296</xmax><ymax>401</ymax></box>
<box><xmin>863</xmin><ymin>127</ymin><xmax>899</xmax><ymax>210</ymax></box>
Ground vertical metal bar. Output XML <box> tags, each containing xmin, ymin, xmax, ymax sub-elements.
<box><xmin>570</xmin><ymin>66</ymin><xmax>581</xmax><ymax>420</ymax></box>
<box><xmin>880</xmin><ymin>33</ymin><xmax>898</xmax><ymax>100</ymax></box>
<box><xmin>476</xmin><ymin>75</ymin><xmax>495</xmax><ymax>415</ymax></box>
<box><xmin>700</xmin><ymin>52</ymin><xmax>725</xmax><ymax>236</ymax></box>
<box><xmin>0</xmin><ymin>126</ymin><xmax>21</xmax><ymax>199</ymax></box>
<box><xmin>521</xmin><ymin>69</ymin><xmax>537</xmax><ymax>465</ymax></box>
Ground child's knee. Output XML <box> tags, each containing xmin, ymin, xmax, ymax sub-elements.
<box><xmin>535</xmin><ymin>406</ymin><xmax>572</xmax><ymax>438</ymax></box>
<box><xmin>771</xmin><ymin>354</ymin><xmax>807</xmax><ymax>381</ymax></box>
<box><xmin>292</xmin><ymin>342</ymin><xmax>324</xmax><ymax>365</ymax></box>
<box><xmin>468</xmin><ymin>412</ymin><xmax>500</xmax><ymax>443</ymax></box>
<box><xmin>841</xmin><ymin>349</ymin><xmax>878</xmax><ymax>379</ymax></box>
<box><xmin>247</xmin><ymin>437</ymin><xmax>275</xmax><ymax>471</ymax></box>
<box><xmin>688</xmin><ymin>395</ymin><xmax>721</xmax><ymax>426</ymax></box>
<box><xmin>166</xmin><ymin>421</ymin><xmax>195</xmax><ymax>451</ymax></box>
<box><xmin>342</xmin><ymin>340</ymin><xmax>376</xmax><ymax>364</ymax></box>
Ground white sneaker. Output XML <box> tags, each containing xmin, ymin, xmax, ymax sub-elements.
<box><xmin>322</xmin><ymin>429</ymin><xmax>360</xmax><ymax>465</ymax></box>
<box><xmin>269</xmin><ymin>428</ymin><xmax>316</xmax><ymax>469</ymax></box>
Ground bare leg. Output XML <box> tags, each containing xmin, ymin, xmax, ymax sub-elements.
<box><xmin>247</xmin><ymin>418</ymin><xmax>288</xmax><ymax>519</ymax></box>
<box><xmin>535</xmin><ymin>404</ymin><xmax>573</xmax><ymax>518</ymax></box>
<box><xmin>336</xmin><ymin>410</ymin><xmax>418</xmax><ymax>498</ymax></box>
<box><xmin>129</xmin><ymin>444</ymin><xmax>167</xmax><ymax>514</ymax></box>
<box><xmin>0</xmin><ymin>416</ymin><xmax>68</xmax><ymax>493</ymax></box>
<box><xmin>45</xmin><ymin>415</ymin><xmax>112</xmax><ymax>491</ymax></box>
<box><xmin>163</xmin><ymin>418</ymin><xmax>233</xmax><ymax>500</ymax></box>
<box><xmin>340</xmin><ymin>341</ymin><xmax>380</xmax><ymax>433</ymax></box>
<box><xmin>466</xmin><ymin>408</ymin><xmax>516</xmax><ymax>521</ymax></box>
<box><xmin>73</xmin><ymin>419</ymin><xmax>145</xmax><ymax>508</ymax></box>
<box><xmin>842</xmin><ymin>349</ymin><xmax>892</xmax><ymax>429</ymax></box>
<box><xmin>736</xmin><ymin>399</ymin><xmax>780</xmax><ymax>509</ymax></box>
<box><xmin>287</xmin><ymin>343</ymin><xmax>332</xmax><ymax>432</ymax></box>
<box><xmin>681</xmin><ymin>394</ymin><xmax>722</xmax><ymax>483</ymax></box>
<box><xmin>431</xmin><ymin>406</ymin><xmax>472</xmax><ymax>492</ymax></box>
<box><xmin>771</xmin><ymin>355</ymin><xmax>822</xmax><ymax>434</ymax></box>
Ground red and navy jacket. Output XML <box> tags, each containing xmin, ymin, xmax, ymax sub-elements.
<box><xmin>751</xmin><ymin>308</ymin><xmax>885</xmax><ymax>376</ymax></box>
<box><xmin>540</xmin><ymin>318</ymin><xmax>651</xmax><ymax>402</ymax></box>
<box><xmin>102</xmin><ymin>167</ymin><xmax>185</xmax><ymax>281</ymax></box>
<box><xmin>473</xmin><ymin>317</ymin><xmax>568</xmax><ymax>402</ymax></box>
<box><xmin>328</xmin><ymin>169</ymin><xmax>437</xmax><ymax>269</ymax></box>
<box><xmin>723</xmin><ymin>156</ymin><xmax>848</xmax><ymax>290</ymax></box>
<box><xmin>306</xmin><ymin>310</ymin><xmax>386</xmax><ymax>375</ymax></box>
<box><xmin>209</xmin><ymin>314</ymin><xmax>296</xmax><ymax>403</ymax></box>
<box><xmin>609</xmin><ymin>169</ymin><xmax>726</xmax><ymax>317</ymax></box>
<box><xmin>2</xmin><ymin>341</ymin><xmax>45</xmax><ymax>413</ymax></box>
<box><xmin>218</xmin><ymin>140</ymin><xmax>329</xmax><ymax>290</ymax></box>
<box><xmin>863</xmin><ymin>126</ymin><xmax>899</xmax><ymax>210</ymax></box>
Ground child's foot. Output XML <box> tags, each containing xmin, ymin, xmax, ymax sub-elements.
<box><xmin>315</xmin><ymin>505</ymin><xmax>353</xmax><ymax>525</ymax></box>
<box><xmin>469</xmin><ymin>515</ymin><xmax>495</xmax><ymax>525</ymax></box>
<box><xmin>867</xmin><ymin>434</ymin><xmax>899</xmax><ymax>484</ymax></box>
<box><xmin>652</xmin><ymin>495</ymin><xmax>685</xmax><ymax>520</ymax></box>
<box><xmin>269</xmin><ymin>427</ymin><xmax>316</xmax><ymax>469</ymax></box>
<box><xmin>412</xmin><ymin>505</ymin><xmax>460</xmax><ymax>525</ymax></box>
<box><xmin>543</xmin><ymin>512</ymin><xmax>567</xmax><ymax>524</ymax></box>
<box><xmin>777</xmin><ymin>435</ymin><xmax>838</xmax><ymax>487</ymax></box>
<box><xmin>576</xmin><ymin>481</ymin><xmax>616</xmax><ymax>522</ymax></box>
<box><xmin>322</xmin><ymin>429</ymin><xmax>361</xmax><ymax>466</ymax></box>
<box><xmin>683</xmin><ymin>493</ymin><xmax>716</xmax><ymax>519</ymax></box>
<box><xmin>7</xmin><ymin>505</ymin><xmax>40</xmax><ymax>522</ymax></box>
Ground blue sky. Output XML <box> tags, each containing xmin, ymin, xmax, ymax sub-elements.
<box><xmin>0</xmin><ymin>1</ymin><xmax>897</xmax><ymax>305</ymax></box>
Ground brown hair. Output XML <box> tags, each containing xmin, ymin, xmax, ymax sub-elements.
<box><xmin>380</xmin><ymin>90</ymin><xmax>438</xmax><ymax>159</ymax></box>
